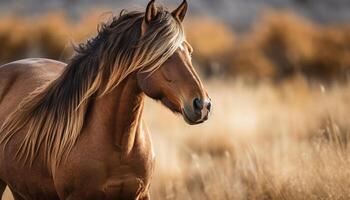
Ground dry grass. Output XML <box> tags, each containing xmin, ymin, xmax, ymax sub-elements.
<box><xmin>3</xmin><ymin>78</ymin><xmax>350</xmax><ymax>200</ymax></box>
<box><xmin>0</xmin><ymin>10</ymin><xmax>104</xmax><ymax>63</ymax></box>
<box><xmin>144</xmin><ymin>79</ymin><xmax>350</xmax><ymax>200</ymax></box>
<box><xmin>184</xmin><ymin>17</ymin><xmax>235</xmax><ymax>76</ymax></box>
<box><xmin>0</xmin><ymin>16</ymin><xmax>32</xmax><ymax>62</ymax></box>
<box><xmin>228</xmin><ymin>10</ymin><xmax>350</xmax><ymax>81</ymax></box>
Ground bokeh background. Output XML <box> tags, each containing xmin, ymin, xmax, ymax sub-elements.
<box><xmin>2</xmin><ymin>0</ymin><xmax>350</xmax><ymax>199</ymax></box>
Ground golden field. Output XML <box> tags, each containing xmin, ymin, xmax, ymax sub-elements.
<box><xmin>2</xmin><ymin>8</ymin><xmax>350</xmax><ymax>200</ymax></box>
<box><xmin>4</xmin><ymin>78</ymin><xmax>350</xmax><ymax>200</ymax></box>
<box><xmin>146</xmin><ymin>79</ymin><xmax>350</xmax><ymax>200</ymax></box>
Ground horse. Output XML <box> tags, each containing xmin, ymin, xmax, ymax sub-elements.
<box><xmin>0</xmin><ymin>0</ymin><xmax>211</xmax><ymax>199</ymax></box>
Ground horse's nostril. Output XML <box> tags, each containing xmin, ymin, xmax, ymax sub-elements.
<box><xmin>193</xmin><ymin>98</ymin><xmax>203</xmax><ymax>113</ymax></box>
<box><xmin>207</xmin><ymin>101</ymin><xmax>212</xmax><ymax>112</ymax></box>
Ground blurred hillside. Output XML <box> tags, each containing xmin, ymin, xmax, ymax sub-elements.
<box><xmin>0</xmin><ymin>9</ymin><xmax>349</xmax><ymax>82</ymax></box>
<box><xmin>0</xmin><ymin>0</ymin><xmax>350</xmax><ymax>31</ymax></box>
<box><xmin>0</xmin><ymin>0</ymin><xmax>350</xmax><ymax>82</ymax></box>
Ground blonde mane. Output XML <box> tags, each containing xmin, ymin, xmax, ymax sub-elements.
<box><xmin>0</xmin><ymin>8</ymin><xmax>184</xmax><ymax>166</ymax></box>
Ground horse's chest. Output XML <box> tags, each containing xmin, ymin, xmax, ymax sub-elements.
<box><xmin>58</xmin><ymin>127</ymin><xmax>155</xmax><ymax>199</ymax></box>
<box><xmin>103</xmin><ymin>136</ymin><xmax>155</xmax><ymax>198</ymax></box>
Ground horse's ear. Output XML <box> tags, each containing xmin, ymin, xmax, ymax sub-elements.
<box><xmin>144</xmin><ymin>0</ymin><xmax>158</xmax><ymax>24</ymax></box>
<box><xmin>172</xmin><ymin>0</ymin><xmax>188</xmax><ymax>22</ymax></box>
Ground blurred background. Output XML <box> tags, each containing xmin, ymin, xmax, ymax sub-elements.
<box><xmin>2</xmin><ymin>0</ymin><xmax>350</xmax><ymax>199</ymax></box>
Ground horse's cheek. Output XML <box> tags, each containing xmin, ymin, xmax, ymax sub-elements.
<box><xmin>138</xmin><ymin>76</ymin><xmax>163</xmax><ymax>100</ymax></box>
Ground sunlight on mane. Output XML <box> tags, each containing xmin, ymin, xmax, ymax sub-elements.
<box><xmin>0</xmin><ymin>7</ymin><xmax>184</xmax><ymax>167</ymax></box>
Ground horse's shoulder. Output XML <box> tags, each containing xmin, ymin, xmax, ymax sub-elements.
<box><xmin>0</xmin><ymin>58</ymin><xmax>66</xmax><ymax>79</ymax></box>
<box><xmin>0</xmin><ymin>59</ymin><xmax>67</xmax><ymax>106</ymax></box>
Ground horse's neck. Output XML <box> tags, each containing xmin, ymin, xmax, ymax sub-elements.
<box><xmin>88</xmin><ymin>74</ymin><xmax>145</xmax><ymax>158</ymax></box>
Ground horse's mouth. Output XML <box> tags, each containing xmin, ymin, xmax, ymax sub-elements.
<box><xmin>182</xmin><ymin>109</ymin><xmax>204</xmax><ymax>125</ymax></box>
<box><xmin>160</xmin><ymin>97</ymin><xmax>205</xmax><ymax>125</ymax></box>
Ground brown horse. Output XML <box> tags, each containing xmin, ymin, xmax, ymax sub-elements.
<box><xmin>0</xmin><ymin>0</ymin><xmax>211</xmax><ymax>199</ymax></box>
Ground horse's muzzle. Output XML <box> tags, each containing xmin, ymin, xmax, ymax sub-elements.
<box><xmin>183</xmin><ymin>98</ymin><xmax>211</xmax><ymax>125</ymax></box>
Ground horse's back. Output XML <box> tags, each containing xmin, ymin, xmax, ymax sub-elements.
<box><xmin>0</xmin><ymin>58</ymin><xmax>66</xmax><ymax>124</ymax></box>
<box><xmin>0</xmin><ymin>58</ymin><xmax>65</xmax><ymax>161</ymax></box>
<box><xmin>0</xmin><ymin>59</ymin><xmax>65</xmax><ymax>199</ymax></box>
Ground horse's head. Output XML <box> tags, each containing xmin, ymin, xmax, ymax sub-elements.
<box><xmin>137</xmin><ymin>0</ymin><xmax>211</xmax><ymax>125</ymax></box>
